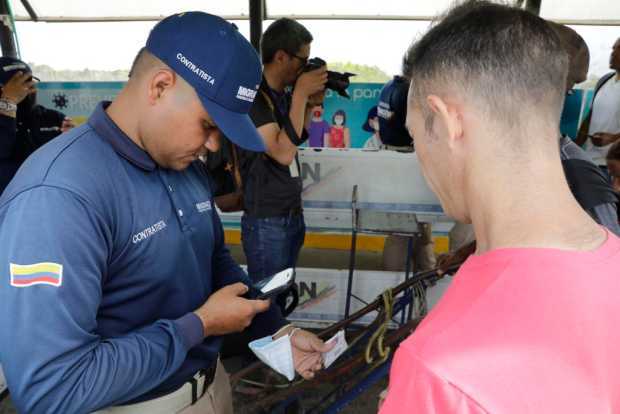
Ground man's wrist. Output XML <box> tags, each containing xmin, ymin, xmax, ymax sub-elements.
<box><xmin>272</xmin><ymin>323</ymin><xmax>295</xmax><ymax>339</ymax></box>
<box><xmin>0</xmin><ymin>98</ymin><xmax>17</xmax><ymax>118</ymax></box>
<box><xmin>193</xmin><ymin>311</ymin><xmax>211</xmax><ymax>338</ymax></box>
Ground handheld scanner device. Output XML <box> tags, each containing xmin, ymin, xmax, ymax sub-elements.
<box><xmin>255</xmin><ymin>268</ymin><xmax>295</xmax><ymax>300</ymax></box>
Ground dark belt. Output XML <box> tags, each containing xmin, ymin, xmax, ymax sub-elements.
<box><xmin>188</xmin><ymin>362</ymin><xmax>217</xmax><ymax>405</ymax></box>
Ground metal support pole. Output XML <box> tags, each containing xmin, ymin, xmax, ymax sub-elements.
<box><xmin>403</xmin><ymin>236</ymin><xmax>415</xmax><ymax>323</ymax></box>
<box><xmin>345</xmin><ymin>185</ymin><xmax>359</xmax><ymax>321</ymax></box>
<box><xmin>345</xmin><ymin>228</ymin><xmax>358</xmax><ymax>320</ymax></box>
<box><xmin>249</xmin><ymin>0</ymin><xmax>264</xmax><ymax>54</ymax></box>
<box><xmin>0</xmin><ymin>0</ymin><xmax>17</xmax><ymax>58</ymax></box>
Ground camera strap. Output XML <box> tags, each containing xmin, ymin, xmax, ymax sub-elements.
<box><xmin>260</xmin><ymin>78</ymin><xmax>308</xmax><ymax>146</ymax></box>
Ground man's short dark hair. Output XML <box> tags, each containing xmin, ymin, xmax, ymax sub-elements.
<box><xmin>260</xmin><ymin>18</ymin><xmax>313</xmax><ymax>64</ymax></box>
<box><xmin>129</xmin><ymin>47</ymin><xmax>148</xmax><ymax>78</ymax></box>
<box><xmin>405</xmin><ymin>1</ymin><xmax>568</xmax><ymax>133</ymax></box>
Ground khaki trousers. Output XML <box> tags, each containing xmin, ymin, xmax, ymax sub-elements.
<box><xmin>93</xmin><ymin>359</ymin><xmax>233</xmax><ymax>414</ymax></box>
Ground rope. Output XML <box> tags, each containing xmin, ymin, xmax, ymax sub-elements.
<box><xmin>365</xmin><ymin>289</ymin><xmax>393</xmax><ymax>365</ymax></box>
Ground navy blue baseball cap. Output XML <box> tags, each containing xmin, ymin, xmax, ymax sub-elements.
<box><xmin>146</xmin><ymin>12</ymin><xmax>265</xmax><ymax>152</ymax></box>
<box><xmin>377</xmin><ymin>76</ymin><xmax>413</xmax><ymax>147</ymax></box>
<box><xmin>0</xmin><ymin>57</ymin><xmax>38</xmax><ymax>85</ymax></box>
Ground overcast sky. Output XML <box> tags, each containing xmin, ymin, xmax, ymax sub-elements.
<box><xmin>14</xmin><ymin>19</ymin><xmax>619</xmax><ymax>80</ymax></box>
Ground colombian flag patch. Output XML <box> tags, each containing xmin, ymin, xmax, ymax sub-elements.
<box><xmin>10</xmin><ymin>262</ymin><xmax>63</xmax><ymax>288</ymax></box>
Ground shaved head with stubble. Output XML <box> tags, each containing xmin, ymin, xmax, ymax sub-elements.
<box><xmin>402</xmin><ymin>0</ymin><xmax>605</xmax><ymax>253</ymax></box>
<box><xmin>108</xmin><ymin>48</ymin><xmax>222</xmax><ymax>171</ymax></box>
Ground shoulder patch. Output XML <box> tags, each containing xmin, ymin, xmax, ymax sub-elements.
<box><xmin>10</xmin><ymin>262</ymin><xmax>63</xmax><ymax>288</ymax></box>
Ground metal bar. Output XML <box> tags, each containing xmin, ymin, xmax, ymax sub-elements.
<box><xmin>0</xmin><ymin>0</ymin><xmax>17</xmax><ymax>58</ymax></box>
<box><xmin>12</xmin><ymin>15</ymin><xmax>250</xmax><ymax>22</ymax></box>
<box><xmin>248</xmin><ymin>0</ymin><xmax>264</xmax><ymax>53</ymax></box>
<box><xmin>231</xmin><ymin>263</ymin><xmax>460</xmax><ymax>387</ymax></box>
<box><xmin>10</xmin><ymin>15</ymin><xmax>620</xmax><ymax>26</ymax></box>
<box><xmin>402</xmin><ymin>236</ymin><xmax>414</xmax><ymax>324</ymax></box>
<box><xmin>19</xmin><ymin>0</ymin><xmax>37</xmax><ymax>21</ymax></box>
<box><xmin>344</xmin><ymin>228</ymin><xmax>358</xmax><ymax>320</ymax></box>
<box><xmin>239</xmin><ymin>319</ymin><xmax>419</xmax><ymax>412</ymax></box>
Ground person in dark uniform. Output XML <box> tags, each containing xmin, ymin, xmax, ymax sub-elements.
<box><xmin>0</xmin><ymin>57</ymin><xmax>74</xmax><ymax>194</ymax></box>
<box><xmin>0</xmin><ymin>13</ymin><xmax>331</xmax><ymax>414</ymax></box>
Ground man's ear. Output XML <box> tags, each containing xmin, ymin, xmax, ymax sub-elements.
<box><xmin>273</xmin><ymin>49</ymin><xmax>289</xmax><ymax>64</ymax></box>
<box><xmin>147</xmin><ymin>69</ymin><xmax>176</xmax><ymax>105</ymax></box>
<box><xmin>426</xmin><ymin>94</ymin><xmax>464</xmax><ymax>149</ymax></box>
<box><xmin>204</xmin><ymin>129</ymin><xmax>222</xmax><ymax>153</ymax></box>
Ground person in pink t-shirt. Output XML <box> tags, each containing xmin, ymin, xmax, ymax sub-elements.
<box><xmin>380</xmin><ymin>2</ymin><xmax>620</xmax><ymax>413</ymax></box>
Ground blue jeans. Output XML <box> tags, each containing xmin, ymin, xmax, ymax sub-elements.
<box><xmin>241</xmin><ymin>213</ymin><xmax>306</xmax><ymax>285</ymax></box>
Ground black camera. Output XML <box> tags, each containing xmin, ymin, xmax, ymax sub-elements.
<box><xmin>303</xmin><ymin>57</ymin><xmax>355</xmax><ymax>99</ymax></box>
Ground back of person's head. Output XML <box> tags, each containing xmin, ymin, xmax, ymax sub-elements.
<box><xmin>405</xmin><ymin>1</ymin><xmax>568</xmax><ymax>136</ymax></box>
<box><xmin>607</xmin><ymin>141</ymin><xmax>620</xmax><ymax>162</ymax></box>
<box><xmin>611</xmin><ymin>37</ymin><xmax>620</xmax><ymax>71</ymax></box>
<box><xmin>378</xmin><ymin>76</ymin><xmax>413</xmax><ymax>147</ymax></box>
<box><xmin>260</xmin><ymin>18</ymin><xmax>313</xmax><ymax>64</ymax></box>
<box><xmin>547</xmin><ymin>22</ymin><xmax>589</xmax><ymax>91</ymax></box>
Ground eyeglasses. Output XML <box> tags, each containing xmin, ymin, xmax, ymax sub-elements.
<box><xmin>288</xmin><ymin>52</ymin><xmax>309</xmax><ymax>66</ymax></box>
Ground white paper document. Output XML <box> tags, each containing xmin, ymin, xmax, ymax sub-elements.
<box><xmin>322</xmin><ymin>330</ymin><xmax>348</xmax><ymax>368</ymax></box>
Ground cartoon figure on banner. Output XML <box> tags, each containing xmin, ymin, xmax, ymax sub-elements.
<box><xmin>307</xmin><ymin>104</ymin><xmax>330</xmax><ymax>147</ymax></box>
<box><xmin>329</xmin><ymin>109</ymin><xmax>350</xmax><ymax>148</ymax></box>
<box><xmin>362</xmin><ymin>105</ymin><xmax>382</xmax><ymax>150</ymax></box>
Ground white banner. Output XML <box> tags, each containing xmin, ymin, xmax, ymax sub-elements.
<box><xmin>221</xmin><ymin>148</ymin><xmax>454</xmax><ymax>233</ymax></box>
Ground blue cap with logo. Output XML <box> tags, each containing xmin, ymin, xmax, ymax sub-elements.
<box><xmin>0</xmin><ymin>57</ymin><xmax>39</xmax><ymax>85</ymax></box>
<box><xmin>377</xmin><ymin>76</ymin><xmax>412</xmax><ymax>147</ymax></box>
<box><xmin>146</xmin><ymin>11</ymin><xmax>265</xmax><ymax>152</ymax></box>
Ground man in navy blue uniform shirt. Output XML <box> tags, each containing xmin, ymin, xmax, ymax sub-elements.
<box><xmin>0</xmin><ymin>12</ymin><xmax>331</xmax><ymax>414</ymax></box>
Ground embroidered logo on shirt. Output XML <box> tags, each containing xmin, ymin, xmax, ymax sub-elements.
<box><xmin>132</xmin><ymin>220</ymin><xmax>167</xmax><ymax>244</ymax></box>
<box><xmin>196</xmin><ymin>201</ymin><xmax>212</xmax><ymax>213</ymax></box>
<box><xmin>10</xmin><ymin>262</ymin><xmax>63</xmax><ymax>288</ymax></box>
<box><xmin>377</xmin><ymin>102</ymin><xmax>394</xmax><ymax>120</ymax></box>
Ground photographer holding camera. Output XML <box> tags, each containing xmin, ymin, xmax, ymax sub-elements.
<box><xmin>239</xmin><ymin>18</ymin><xmax>325</xmax><ymax>304</ymax></box>
<box><xmin>0</xmin><ymin>57</ymin><xmax>75</xmax><ymax>195</ymax></box>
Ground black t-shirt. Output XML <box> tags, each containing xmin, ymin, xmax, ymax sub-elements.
<box><xmin>559</xmin><ymin>135</ymin><xmax>619</xmax><ymax>216</ymax></box>
<box><xmin>0</xmin><ymin>104</ymin><xmax>65</xmax><ymax>194</ymax></box>
<box><xmin>240</xmin><ymin>82</ymin><xmax>303</xmax><ymax>217</ymax></box>
<box><xmin>562</xmin><ymin>158</ymin><xmax>619</xmax><ymax>210</ymax></box>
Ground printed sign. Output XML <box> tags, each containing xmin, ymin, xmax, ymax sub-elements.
<box><xmin>36</xmin><ymin>81</ymin><xmax>592</xmax><ymax>147</ymax></box>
